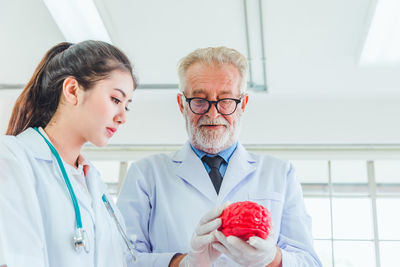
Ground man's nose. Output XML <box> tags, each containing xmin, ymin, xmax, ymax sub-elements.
<box><xmin>206</xmin><ymin>102</ymin><xmax>220</xmax><ymax>118</ymax></box>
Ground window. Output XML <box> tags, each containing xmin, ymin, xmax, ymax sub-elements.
<box><xmin>293</xmin><ymin>159</ymin><xmax>400</xmax><ymax>267</ymax></box>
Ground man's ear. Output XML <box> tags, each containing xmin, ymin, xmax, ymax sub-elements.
<box><xmin>240</xmin><ymin>93</ymin><xmax>249</xmax><ymax>112</ymax></box>
<box><xmin>62</xmin><ymin>77</ymin><xmax>80</xmax><ymax>105</ymax></box>
<box><xmin>177</xmin><ymin>93</ymin><xmax>185</xmax><ymax>114</ymax></box>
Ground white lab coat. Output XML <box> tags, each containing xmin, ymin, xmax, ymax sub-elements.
<box><xmin>118</xmin><ymin>142</ymin><xmax>322</xmax><ymax>266</ymax></box>
<box><xmin>0</xmin><ymin>128</ymin><xmax>128</xmax><ymax>267</ymax></box>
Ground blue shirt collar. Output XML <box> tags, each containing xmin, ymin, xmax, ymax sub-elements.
<box><xmin>190</xmin><ymin>142</ymin><xmax>238</xmax><ymax>163</ymax></box>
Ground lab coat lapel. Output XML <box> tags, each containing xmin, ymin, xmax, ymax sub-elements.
<box><xmin>85</xmin><ymin>166</ymin><xmax>105</xmax><ymax>260</ymax></box>
<box><xmin>17</xmin><ymin>128</ymin><xmax>66</xmax><ymax>188</ymax></box>
<box><xmin>173</xmin><ymin>143</ymin><xmax>217</xmax><ymax>202</ymax></box>
<box><xmin>17</xmin><ymin>127</ymin><xmax>53</xmax><ymax>161</ymax></box>
<box><xmin>85</xmin><ymin>165</ymin><xmax>105</xmax><ymax>210</ymax></box>
<box><xmin>68</xmin><ymin>169</ymin><xmax>95</xmax><ymax>222</ymax></box>
<box><xmin>85</xmin><ymin>168</ymin><xmax>126</xmax><ymax>267</ymax></box>
<box><xmin>218</xmin><ymin>143</ymin><xmax>256</xmax><ymax>201</ymax></box>
<box><xmin>17</xmin><ymin>128</ymin><xmax>96</xmax><ymax>223</ymax></box>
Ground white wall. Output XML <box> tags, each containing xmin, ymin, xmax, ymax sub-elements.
<box><xmin>1</xmin><ymin>89</ymin><xmax>399</xmax><ymax>145</ymax></box>
<box><xmin>103</xmin><ymin>90</ymin><xmax>400</xmax><ymax>145</ymax></box>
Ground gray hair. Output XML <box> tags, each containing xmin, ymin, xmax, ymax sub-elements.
<box><xmin>177</xmin><ymin>46</ymin><xmax>248</xmax><ymax>94</ymax></box>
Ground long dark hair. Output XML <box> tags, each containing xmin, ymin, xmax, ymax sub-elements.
<box><xmin>6</xmin><ymin>40</ymin><xmax>137</xmax><ymax>136</ymax></box>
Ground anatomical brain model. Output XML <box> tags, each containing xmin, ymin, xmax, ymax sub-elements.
<box><xmin>219</xmin><ymin>201</ymin><xmax>272</xmax><ymax>241</ymax></box>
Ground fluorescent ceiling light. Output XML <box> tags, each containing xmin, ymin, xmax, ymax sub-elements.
<box><xmin>43</xmin><ymin>0</ymin><xmax>111</xmax><ymax>43</ymax></box>
<box><xmin>360</xmin><ymin>0</ymin><xmax>400</xmax><ymax>65</ymax></box>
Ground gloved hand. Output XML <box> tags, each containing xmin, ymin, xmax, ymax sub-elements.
<box><xmin>213</xmin><ymin>226</ymin><xmax>277</xmax><ymax>267</ymax></box>
<box><xmin>179</xmin><ymin>205</ymin><xmax>227</xmax><ymax>267</ymax></box>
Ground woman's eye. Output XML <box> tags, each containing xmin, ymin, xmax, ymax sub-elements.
<box><xmin>111</xmin><ymin>97</ymin><xmax>121</xmax><ymax>104</ymax></box>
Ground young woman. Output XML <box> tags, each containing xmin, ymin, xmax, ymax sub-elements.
<box><xmin>0</xmin><ymin>40</ymin><xmax>137</xmax><ymax>267</ymax></box>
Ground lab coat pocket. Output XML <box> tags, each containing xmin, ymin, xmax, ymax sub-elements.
<box><xmin>248</xmin><ymin>192</ymin><xmax>283</xmax><ymax>222</ymax></box>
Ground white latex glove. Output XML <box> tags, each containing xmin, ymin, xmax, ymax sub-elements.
<box><xmin>213</xmin><ymin>227</ymin><xmax>277</xmax><ymax>267</ymax></box>
<box><xmin>179</xmin><ymin>205</ymin><xmax>227</xmax><ymax>267</ymax></box>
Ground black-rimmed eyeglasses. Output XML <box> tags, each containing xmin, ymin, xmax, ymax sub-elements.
<box><xmin>184</xmin><ymin>94</ymin><xmax>242</xmax><ymax>115</ymax></box>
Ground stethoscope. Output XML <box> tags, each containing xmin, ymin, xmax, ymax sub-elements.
<box><xmin>33</xmin><ymin>127</ymin><xmax>136</xmax><ymax>261</ymax></box>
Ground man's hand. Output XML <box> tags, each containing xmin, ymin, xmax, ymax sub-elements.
<box><xmin>179</xmin><ymin>205</ymin><xmax>227</xmax><ymax>267</ymax></box>
<box><xmin>213</xmin><ymin>228</ymin><xmax>277</xmax><ymax>267</ymax></box>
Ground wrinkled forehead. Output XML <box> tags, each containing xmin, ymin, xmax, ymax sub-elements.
<box><xmin>184</xmin><ymin>63</ymin><xmax>242</xmax><ymax>96</ymax></box>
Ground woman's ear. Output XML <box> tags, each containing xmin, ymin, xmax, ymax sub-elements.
<box><xmin>62</xmin><ymin>77</ymin><xmax>80</xmax><ymax>105</ymax></box>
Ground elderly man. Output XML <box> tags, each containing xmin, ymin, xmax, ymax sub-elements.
<box><xmin>117</xmin><ymin>47</ymin><xmax>322</xmax><ymax>266</ymax></box>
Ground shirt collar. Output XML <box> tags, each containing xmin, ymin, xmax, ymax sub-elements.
<box><xmin>190</xmin><ymin>141</ymin><xmax>238</xmax><ymax>163</ymax></box>
<box><xmin>75</xmin><ymin>154</ymin><xmax>91</xmax><ymax>177</ymax></box>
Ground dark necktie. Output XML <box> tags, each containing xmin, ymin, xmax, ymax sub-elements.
<box><xmin>202</xmin><ymin>155</ymin><xmax>224</xmax><ymax>194</ymax></box>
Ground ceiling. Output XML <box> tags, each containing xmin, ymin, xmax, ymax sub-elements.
<box><xmin>1</xmin><ymin>0</ymin><xmax>400</xmax><ymax>144</ymax></box>
<box><xmin>1</xmin><ymin>0</ymin><xmax>400</xmax><ymax>98</ymax></box>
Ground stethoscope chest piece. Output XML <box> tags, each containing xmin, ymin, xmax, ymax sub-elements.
<box><xmin>74</xmin><ymin>228</ymin><xmax>90</xmax><ymax>254</ymax></box>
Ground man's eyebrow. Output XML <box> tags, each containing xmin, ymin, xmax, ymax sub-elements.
<box><xmin>114</xmin><ymin>88</ymin><xmax>132</xmax><ymax>102</ymax></box>
<box><xmin>218</xmin><ymin>90</ymin><xmax>235</xmax><ymax>96</ymax></box>
<box><xmin>190</xmin><ymin>89</ymin><xmax>206</xmax><ymax>95</ymax></box>
<box><xmin>191</xmin><ymin>89</ymin><xmax>235</xmax><ymax>97</ymax></box>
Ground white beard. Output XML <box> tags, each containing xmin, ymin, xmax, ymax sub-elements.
<box><xmin>184</xmin><ymin>108</ymin><xmax>241</xmax><ymax>154</ymax></box>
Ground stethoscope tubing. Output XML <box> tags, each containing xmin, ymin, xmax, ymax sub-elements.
<box><xmin>102</xmin><ymin>195</ymin><xmax>136</xmax><ymax>261</ymax></box>
<box><xmin>34</xmin><ymin>127</ymin><xmax>83</xmax><ymax>229</ymax></box>
<box><xmin>34</xmin><ymin>127</ymin><xmax>136</xmax><ymax>261</ymax></box>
